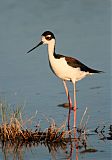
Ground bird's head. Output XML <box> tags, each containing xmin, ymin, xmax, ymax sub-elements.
<box><xmin>27</xmin><ymin>31</ymin><xmax>55</xmax><ymax>53</ymax></box>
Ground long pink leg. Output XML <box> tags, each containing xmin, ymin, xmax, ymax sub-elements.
<box><xmin>63</xmin><ymin>80</ymin><xmax>72</xmax><ymax>130</ymax></box>
<box><xmin>73</xmin><ymin>82</ymin><xmax>77</xmax><ymax>135</ymax></box>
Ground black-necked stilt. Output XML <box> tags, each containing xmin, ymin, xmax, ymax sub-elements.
<box><xmin>27</xmin><ymin>31</ymin><xmax>102</xmax><ymax>129</ymax></box>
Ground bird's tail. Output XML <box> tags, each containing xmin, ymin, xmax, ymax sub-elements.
<box><xmin>89</xmin><ymin>68</ymin><xmax>104</xmax><ymax>73</ymax></box>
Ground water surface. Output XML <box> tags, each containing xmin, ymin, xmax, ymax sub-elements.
<box><xmin>0</xmin><ymin>0</ymin><xmax>111</xmax><ymax>159</ymax></box>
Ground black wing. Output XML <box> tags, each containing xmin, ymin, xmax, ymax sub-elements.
<box><xmin>65</xmin><ymin>56</ymin><xmax>102</xmax><ymax>73</ymax></box>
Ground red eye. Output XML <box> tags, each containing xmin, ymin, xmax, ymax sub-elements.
<box><xmin>45</xmin><ymin>36</ymin><xmax>52</xmax><ymax>40</ymax></box>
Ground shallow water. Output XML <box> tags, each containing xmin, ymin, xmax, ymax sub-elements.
<box><xmin>0</xmin><ymin>0</ymin><xmax>111</xmax><ymax>159</ymax></box>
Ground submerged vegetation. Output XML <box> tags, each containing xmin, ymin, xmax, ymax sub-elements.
<box><xmin>0</xmin><ymin>101</ymin><xmax>111</xmax><ymax>159</ymax></box>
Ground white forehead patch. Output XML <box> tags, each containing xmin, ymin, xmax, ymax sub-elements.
<box><xmin>47</xmin><ymin>35</ymin><xmax>51</xmax><ymax>37</ymax></box>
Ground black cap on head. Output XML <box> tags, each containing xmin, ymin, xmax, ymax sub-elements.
<box><xmin>42</xmin><ymin>31</ymin><xmax>55</xmax><ymax>39</ymax></box>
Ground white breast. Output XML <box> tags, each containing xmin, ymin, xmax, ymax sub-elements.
<box><xmin>47</xmin><ymin>41</ymin><xmax>91</xmax><ymax>83</ymax></box>
<box><xmin>49</xmin><ymin>56</ymin><xmax>91</xmax><ymax>82</ymax></box>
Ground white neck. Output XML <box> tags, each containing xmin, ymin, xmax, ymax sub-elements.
<box><xmin>47</xmin><ymin>39</ymin><xmax>55</xmax><ymax>59</ymax></box>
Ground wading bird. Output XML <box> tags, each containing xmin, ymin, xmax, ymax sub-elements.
<box><xmin>27</xmin><ymin>31</ymin><xmax>102</xmax><ymax>129</ymax></box>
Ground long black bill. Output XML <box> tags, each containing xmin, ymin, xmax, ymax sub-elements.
<box><xmin>27</xmin><ymin>41</ymin><xmax>43</xmax><ymax>54</ymax></box>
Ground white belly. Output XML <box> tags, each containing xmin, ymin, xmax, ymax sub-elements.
<box><xmin>49</xmin><ymin>57</ymin><xmax>91</xmax><ymax>82</ymax></box>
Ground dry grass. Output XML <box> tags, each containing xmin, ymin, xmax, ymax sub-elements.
<box><xmin>1</xmin><ymin>100</ymin><xmax>108</xmax><ymax>157</ymax></box>
<box><xmin>0</xmin><ymin>101</ymin><xmax>72</xmax><ymax>147</ymax></box>
<box><xmin>0</xmin><ymin>100</ymin><xmax>111</xmax><ymax>160</ymax></box>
